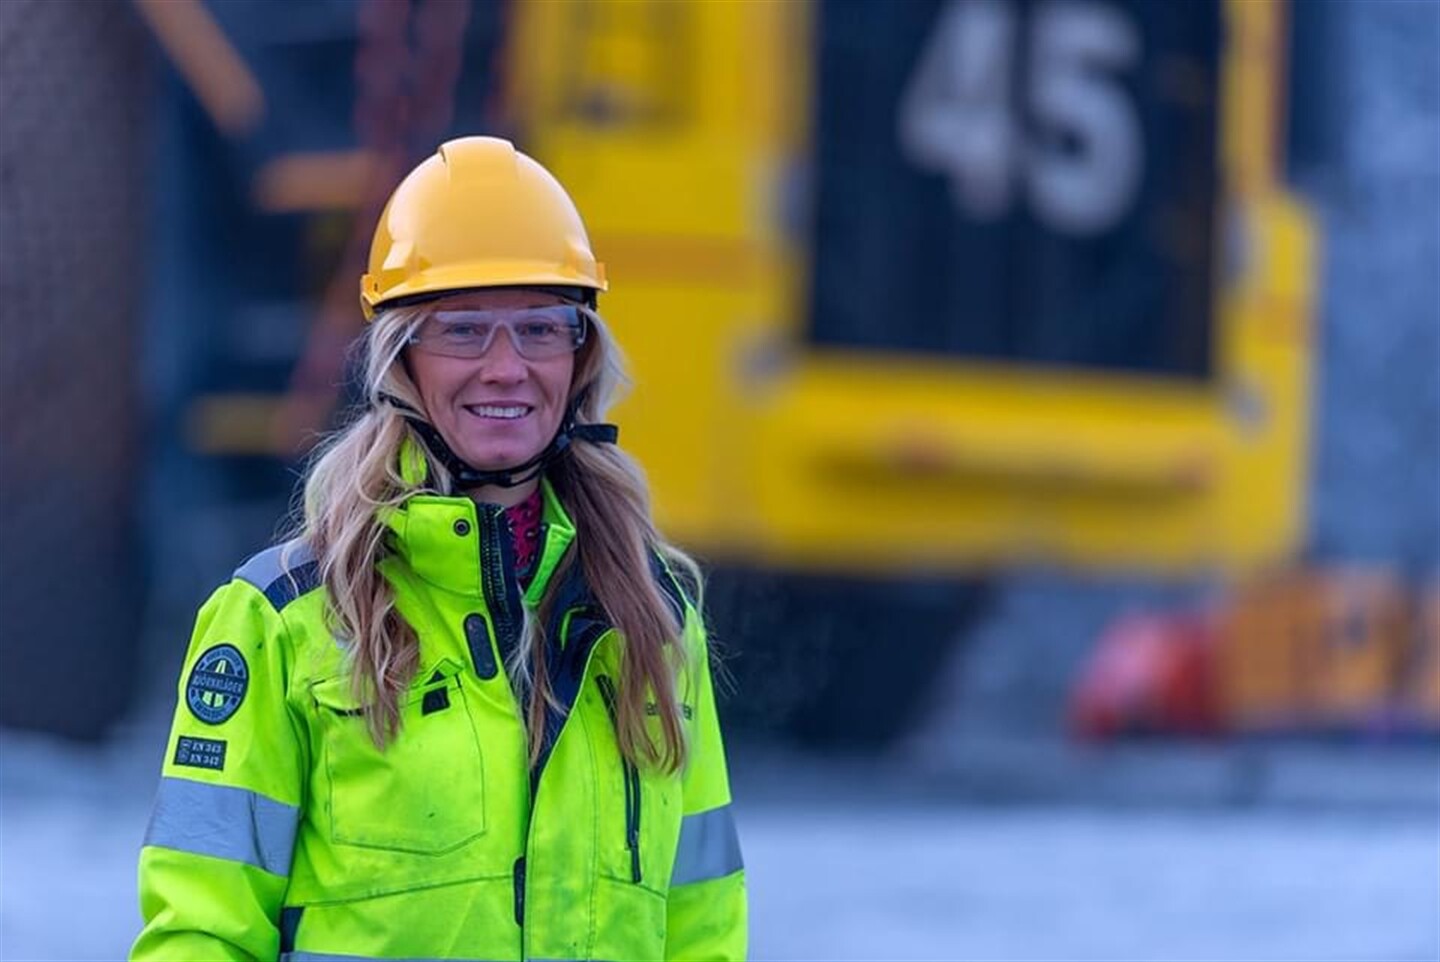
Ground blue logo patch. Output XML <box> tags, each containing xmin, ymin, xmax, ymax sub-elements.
<box><xmin>185</xmin><ymin>644</ymin><xmax>249</xmax><ymax>724</ymax></box>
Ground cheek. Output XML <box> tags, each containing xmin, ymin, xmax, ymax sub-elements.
<box><xmin>407</xmin><ymin>353</ymin><xmax>458</xmax><ymax>412</ymax></box>
<box><xmin>539</xmin><ymin>358</ymin><xmax>575</xmax><ymax>409</ymax></box>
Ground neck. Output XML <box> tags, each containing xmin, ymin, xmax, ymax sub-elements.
<box><xmin>467</xmin><ymin>475</ymin><xmax>541</xmax><ymax>509</ymax></box>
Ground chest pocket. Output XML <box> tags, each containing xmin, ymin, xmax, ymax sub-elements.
<box><xmin>311</xmin><ymin>659</ymin><xmax>486</xmax><ymax>855</ymax></box>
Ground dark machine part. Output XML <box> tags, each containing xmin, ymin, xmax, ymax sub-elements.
<box><xmin>705</xmin><ymin>569</ymin><xmax>993</xmax><ymax>750</ymax></box>
<box><xmin>810</xmin><ymin>0</ymin><xmax>1221</xmax><ymax>379</ymax></box>
<box><xmin>0</xmin><ymin>0</ymin><xmax>152</xmax><ymax>738</ymax></box>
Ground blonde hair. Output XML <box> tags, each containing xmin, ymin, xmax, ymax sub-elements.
<box><xmin>297</xmin><ymin>303</ymin><xmax>696</xmax><ymax>773</ymax></box>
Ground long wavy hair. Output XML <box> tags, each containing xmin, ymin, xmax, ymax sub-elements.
<box><xmin>296</xmin><ymin>302</ymin><xmax>697</xmax><ymax>773</ymax></box>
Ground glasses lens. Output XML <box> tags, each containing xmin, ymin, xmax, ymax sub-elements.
<box><xmin>415</xmin><ymin>313</ymin><xmax>498</xmax><ymax>358</ymax></box>
<box><xmin>509</xmin><ymin>305</ymin><xmax>584</xmax><ymax>359</ymax></box>
<box><xmin>414</xmin><ymin>305</ymin><xmax>585</xmax><ymax>360</ymax></box>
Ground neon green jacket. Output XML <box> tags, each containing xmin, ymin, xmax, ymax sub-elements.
<box><xmin>132</xmin><ymin>481</ymin><xmax>746</xmax><ymax>961</ymax></box>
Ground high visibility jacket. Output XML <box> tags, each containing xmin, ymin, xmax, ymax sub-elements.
<box><xmin>132</xmin><ymin>481</ymin><xmax>746</xmax><ymax>961</ymax></box>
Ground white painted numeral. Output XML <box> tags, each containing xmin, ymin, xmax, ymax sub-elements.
<box><xmin>898</xmin><ymin>0</ymin><xmax>1143</xmax><ymax>236</ymax></box>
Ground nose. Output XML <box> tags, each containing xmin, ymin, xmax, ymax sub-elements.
<box><xmin>476</xmin><ymin>325</ymin><xmax>528</xmax><ymax>382</ymax></box>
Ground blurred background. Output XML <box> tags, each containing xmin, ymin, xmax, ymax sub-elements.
<box><xmin>1</xmin><ymin>0</ymin><xmax>1437</xmax><ymax>959</ymax></box>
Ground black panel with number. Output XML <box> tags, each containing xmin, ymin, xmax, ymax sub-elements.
<box><xmin>808</xmin><ymin>0</ymin><xmax>1221</xmax><ymax>379</ymax></box>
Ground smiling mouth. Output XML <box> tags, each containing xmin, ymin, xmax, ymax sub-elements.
<box><xmin>464</xmin><ymin>404</ymin><xmax>533</xmax><ymax>420</ymax></box>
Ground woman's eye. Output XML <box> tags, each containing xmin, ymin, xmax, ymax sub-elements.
<box><xmin>442</xmin><ymin>323</ymin><xmax>485</xmax><ymax>339</ymax></box>
<box><xmin>518</xmin><ymin>322</ymin><xmax>560</xmax><ymax>339</ymax></box>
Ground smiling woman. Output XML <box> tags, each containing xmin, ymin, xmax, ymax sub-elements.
<box><xmin>132</xmin><ymin>137</ymin><xmax>747</xmax><ymax>962</ymax></box>
<box><xmin>404</xmin><ymin>289</ymin><xmax>580</xmax><ymax>487</ymax></box>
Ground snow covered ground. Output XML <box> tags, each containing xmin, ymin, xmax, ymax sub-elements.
<box><xmin>1</xmin><ymin>723</ymin><xmax>1436</xmax><ymax>962</ymax></box>
<box><xmin>744</xmin><ymin>803</ymin><xmax>1437</xmax><ymax>961</ymax></box>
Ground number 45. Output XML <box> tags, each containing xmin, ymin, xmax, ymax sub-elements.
<box><xmin>898</xmin><ymin>0</ymin><xmax>1143</xmax><ymax>236</ymax></box>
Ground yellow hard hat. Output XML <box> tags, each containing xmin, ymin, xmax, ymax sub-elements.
<box><xmin>360</xmin><ymin>136</ymin><xmax>607</xmax><ymax>320</ymax></box>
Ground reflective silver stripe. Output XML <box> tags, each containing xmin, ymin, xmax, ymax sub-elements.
<box><xmin>234</xmin><ymin>538</ymin><xmax>314</xmax><ymax>592</ymax></box>
<box><xmin>144</xmin><ymin>776</ymin><xmax>299</xmax><ymax>876</ymax></box>
<box><xmin>671</xmin><ymin>803</ymin><xmax>743</xmax><ymax>886</ymax></box>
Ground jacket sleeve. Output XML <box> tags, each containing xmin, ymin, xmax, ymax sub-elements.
<box><xmin>666</xmin><ymin>611</ymin><xmax>748</xmax><ymax>961</ymax></box>
<box><xmin>131</xmin><ymin>578</ymin><xmax>307</xmax><ymax>962</ymax></box>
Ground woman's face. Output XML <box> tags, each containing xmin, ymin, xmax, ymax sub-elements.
<box><xmin>405</xmin><ymin>288</ymin><xmax>577</xmax><ymax>473</ymax></box>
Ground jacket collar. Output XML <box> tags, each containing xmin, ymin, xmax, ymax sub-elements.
<box><xmin>381</xmin><ymin>439</ymin><xmax>576</xmax><ymax>602</ymax></box>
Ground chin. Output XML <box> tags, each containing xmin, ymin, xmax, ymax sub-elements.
<box><xmin>462</xmin><ymin>444</ymin><xmax>544</xmax><ymax>471</ymax></box>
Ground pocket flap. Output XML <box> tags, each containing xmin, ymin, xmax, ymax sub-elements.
<box><xmin>311</xmin><ymin>657</ymin><xmax>464</xmax><ymax>714</ymax></box>
<box><xmin>311</xmin><ymin>676</ymin><xmax>364</xmax><ymax>715</ymax></box>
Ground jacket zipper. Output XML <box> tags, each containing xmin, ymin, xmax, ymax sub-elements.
<box><xmin>476</xmin><ymin>505</ymin><xmax>526</xmax><ymax>941</ymax></box>
<box><xmin>595</xmin><ymin>673</ymin><xmax>642</xmax><ymax>883</ymax></box>
<box><xmin>477</xmin><ymin>506</ymin><xmax>518</xmax><ymax>668</ymax></box>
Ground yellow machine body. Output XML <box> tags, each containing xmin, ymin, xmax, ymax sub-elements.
<box><xmin>509</xmin><ymin>0</ymin><xmax>1317</xmax><ymax>579</ymax></box>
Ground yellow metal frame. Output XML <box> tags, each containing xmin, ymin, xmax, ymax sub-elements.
<box><xmin>513</xmin><ymin>0</ymin><xmax>1316</xmax><ymax>577</ymax></box>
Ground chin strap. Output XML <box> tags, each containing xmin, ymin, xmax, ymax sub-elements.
<box><xmin>375</xmin><ymin>392</ymin><xmax>618</xmax><ymax>490</ymax></box>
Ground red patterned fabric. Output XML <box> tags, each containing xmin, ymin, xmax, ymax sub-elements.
<box><xmin>505</xmin><ymin>486</ymin><xmax>544</xmax><ymax>579</ymax></box>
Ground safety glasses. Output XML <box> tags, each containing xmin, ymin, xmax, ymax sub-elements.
<box><xmin>409</xmin><ymin>305</ymin><xmax>588</xmax><ymax>361</ymax></box>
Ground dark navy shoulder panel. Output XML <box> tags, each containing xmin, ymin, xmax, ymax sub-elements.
<box><xmin>234</xmin><ymin>539</ymin><xmax>321</xmax><ymax>611</ymax></box>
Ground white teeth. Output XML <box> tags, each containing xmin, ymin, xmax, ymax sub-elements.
<box><xmin>468</xmin><ymin>405</ymin><xmax>530</xmax><ymax>419</ymax></box>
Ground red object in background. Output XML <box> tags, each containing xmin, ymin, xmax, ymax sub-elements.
<box><xmin>1068</xmin><ymin>611</ymin><xmax>1222</xmax><ymax>741</ymax></box>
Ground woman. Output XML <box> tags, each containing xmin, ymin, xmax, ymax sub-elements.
<box><xmin>132</xmin><ymin>137</ymin><xmax>746</xmax><ymax>961</ymax></box>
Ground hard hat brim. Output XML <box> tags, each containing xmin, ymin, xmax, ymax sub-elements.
<box><xmin>362</xmin><ymin>260</ymin><xmax>607</xmax><ymax>320</ymax></box>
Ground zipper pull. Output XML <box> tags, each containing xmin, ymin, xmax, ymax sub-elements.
<box><xmin>464</xmin><ymin>613</ymin><xmax>497</xmax><ymax>680</ymax></box>
<box><xmin>513</xmin><ymin>856</ymin><xmax>526</xmax><ymax>926</ymax></box>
